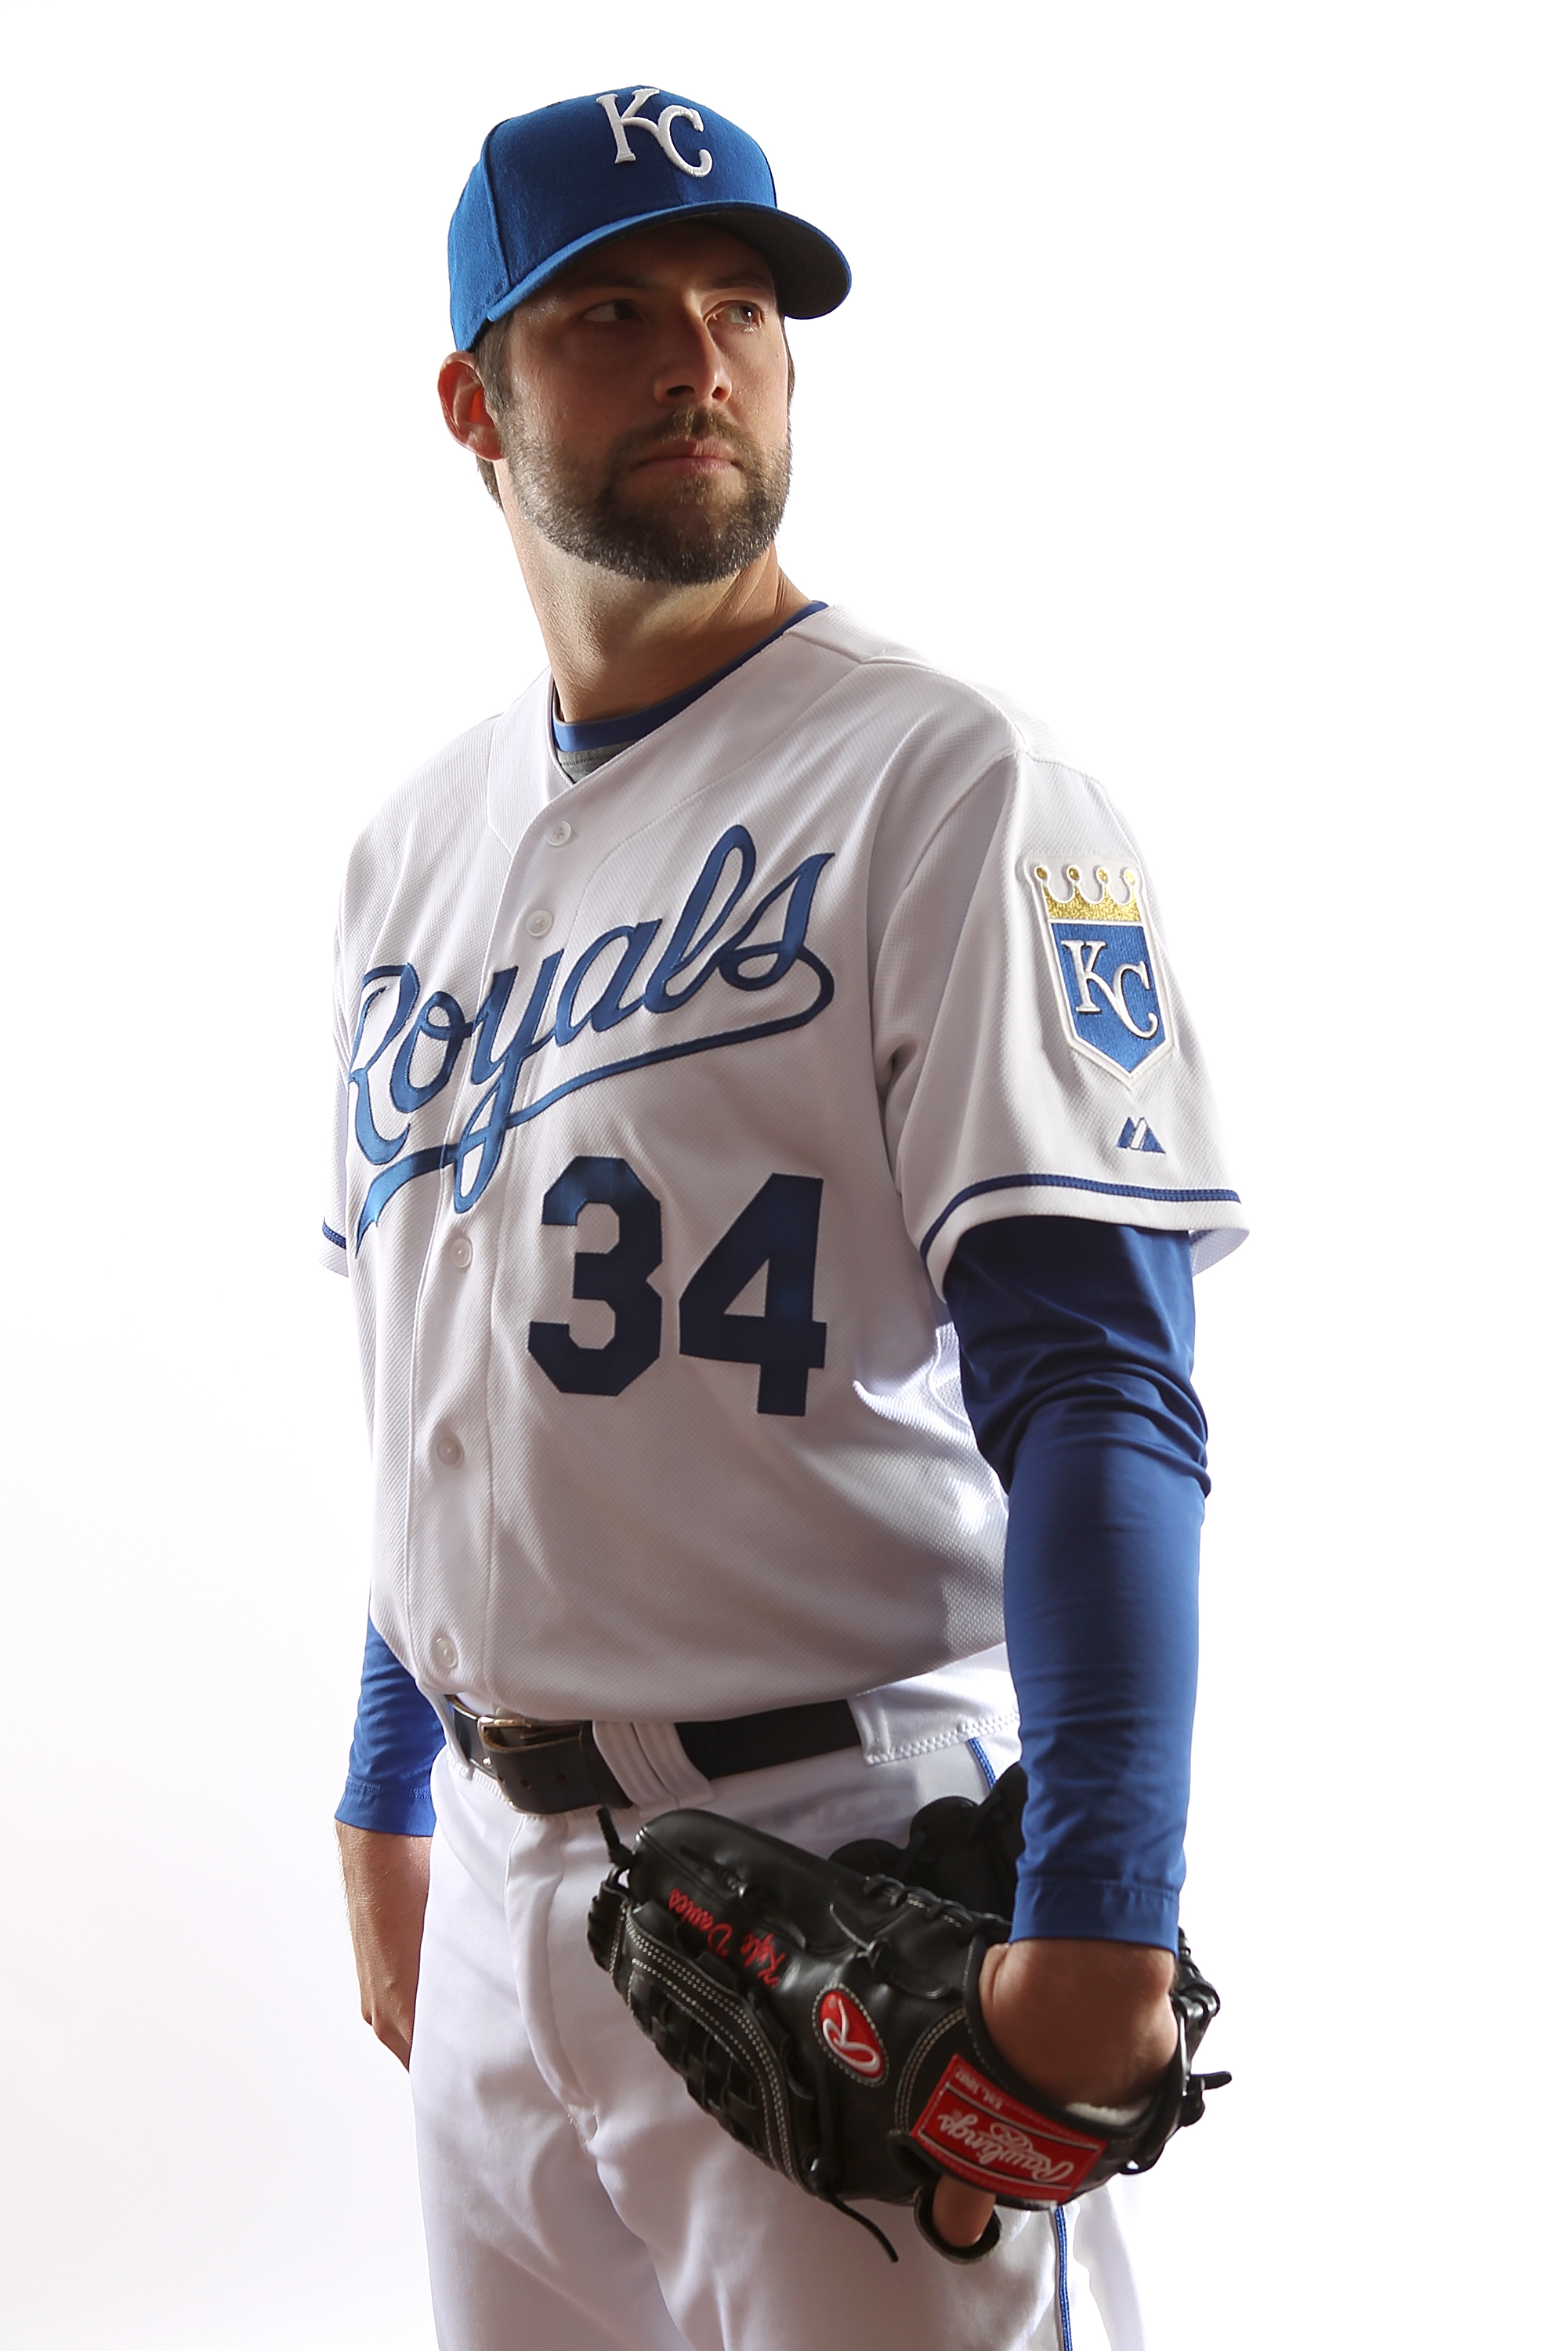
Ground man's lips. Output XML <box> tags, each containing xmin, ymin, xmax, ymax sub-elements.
<box><xmin>629</xmin><ymin>438</ymin><xmax>742</xmax><ymax>477</ymax></box>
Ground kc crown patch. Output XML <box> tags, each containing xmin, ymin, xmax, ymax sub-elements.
<box><xmin>1030</xmin><ymin>862</ymin><xmax>1172</xmax><ymax>1081</ymax></box>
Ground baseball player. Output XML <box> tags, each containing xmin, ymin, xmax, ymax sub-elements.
<box><xmin>325</xmin><ymin>86</ymin><xmax>1245</xmax><ymax>2351</ymax></box>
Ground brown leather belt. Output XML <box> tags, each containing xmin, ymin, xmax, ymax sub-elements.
<box><xmin>440</xmin><ymin>1694</ymin><xmax>861</xmax><ymax>1816</ymax></box>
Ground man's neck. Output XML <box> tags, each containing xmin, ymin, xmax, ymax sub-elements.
<box><xmin>508</xmin><ymin>519</ymin><xmax>811</xmax><ymax>724</ymax></box>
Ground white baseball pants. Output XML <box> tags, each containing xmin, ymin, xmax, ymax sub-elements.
<box><xmin>410</xmin><ymin>1741</ymin><xmax>1147</xmax><ymax>2351</ymax></box>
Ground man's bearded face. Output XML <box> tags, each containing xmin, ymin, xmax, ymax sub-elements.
<box><xmin>498</xmin><ymin>400</ymin><xmax>791</xmax><ymax>586</ymax></box>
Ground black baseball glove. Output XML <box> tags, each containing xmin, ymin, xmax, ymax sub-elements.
<box><xmin>587</xmin><ymin>1766</ymin><xmax>1227</xmax><ymax>2262</ymax></box>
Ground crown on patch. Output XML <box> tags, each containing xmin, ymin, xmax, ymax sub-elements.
<box><xmin>1034</xmin><ymin>864</ymin><xmax>1143</xmax><ymax>922</ymax></box>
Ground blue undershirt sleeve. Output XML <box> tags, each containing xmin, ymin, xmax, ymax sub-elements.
<box><xmin>943</xmin><ymin>1217</ymin><xmax>1211</xmax><ymax>1954</ymax></box>
<box><xmin>335</xmin><ymin>1615</ymin><xmax>446</xmax><ymax>1836</ymax></box>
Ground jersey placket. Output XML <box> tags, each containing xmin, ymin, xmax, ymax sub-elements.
<box><xmin>401</xmin><ymin>763</ymin><xmax>586</xmax><ymax>1708</ymax></box>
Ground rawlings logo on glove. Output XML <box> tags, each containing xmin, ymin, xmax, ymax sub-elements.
<box><xmin>911</xmin><ymin>2057</ymin><xmax>1104</xmax><ymax>2197</ymax></box>
<box><xmin>817</xmin><ymin>1989</ymin><xmax>887</xmax><ymax>2079</ymax></box>
<box><xmin>587</xmin><ymin>1765</ymin><xmax>1228</xmax><ymax>2262</ymax></box>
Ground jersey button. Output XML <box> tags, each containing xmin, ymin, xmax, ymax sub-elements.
<box><xmin>525</xmin><ymin>908</ymin><xmax>553</xmax><ymax>937</ymax></box>
<box><xmin>544</xmin><ymin>819</ymin><xmax>573</xmax><ymax>847</ymax></box>
<box><xmin>433</xmin><ymin>1633</ymin><xmax>459</xmax><ymax>1675</ymax></box>
<box><xmin>450</xmin><ymin>1233</ymin><xmax>473</xmax><ymax>1269</ymax></box>
<box><xmin>433</xmin><ymin>1426</ymin><xmax>465</xmax><ymax>1468</ymax></box>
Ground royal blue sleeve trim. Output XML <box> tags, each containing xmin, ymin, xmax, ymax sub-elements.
<box><xmin>921</xmin><ymin>1172</ymin><xmax>1241</xmax><ymax>1262</ymax></box>
<box><xmin>943</xmin><ymin>1216</ymin><xmax>1210</xmax><ymax>1953</ymax></box>
<box><xmin>335</xmin><ymin>1615</ymin><xmax>446</xmax><ymax>1836</ymax></box>
<box><xmin>322</xmin><ymin>1220</ymin><xmax>346</xmax><ymax>1250</ymax></box>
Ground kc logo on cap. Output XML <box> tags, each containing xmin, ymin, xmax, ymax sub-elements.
<box><xmin>596</xmin><ymin>89</ymin><xmax>713</xmax><ymax>179</ymax></box>
<box><xmin>447</xmin><ymin>85</ymin><xmax>851</xmax><ymax>351</ymax></box>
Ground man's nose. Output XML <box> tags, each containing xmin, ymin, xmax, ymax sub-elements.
<box><xmin>652</xmin><ymin>309</ymin><xmax>731</xmax><ymax>406</ymax></box>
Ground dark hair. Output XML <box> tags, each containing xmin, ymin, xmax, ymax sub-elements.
<box><xmin>468</xmin><ymin>313</ymin><xmax>512</xmax><ymax>506</ymax></box>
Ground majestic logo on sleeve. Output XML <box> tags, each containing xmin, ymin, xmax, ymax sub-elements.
<box><xmin>346</xmin><ymin>824</ymin><xmax>833</xmax><ymax>1249</ymax></box>
<box><xmin>1030</xmin><ymin>863</ymin><xmax>1172</xmax><ymax>1082</ymax></box>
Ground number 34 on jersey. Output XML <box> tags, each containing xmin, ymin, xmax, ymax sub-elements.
<box><xmin>527</xmin><ymin>1156</ymin><xmax>827</xmax><ymax>1417</ymax></box>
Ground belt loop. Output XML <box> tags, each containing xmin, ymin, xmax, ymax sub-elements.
<box><xmin>592</xmin><ymin>1720</ymin><xmax>712</xmax><ymax>1809</ymax></box>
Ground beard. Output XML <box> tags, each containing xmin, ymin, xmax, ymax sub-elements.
<box><xmin>498</xmin><ymin>404</ymin><xmax>791</xmax><ymax>585</ymax></box>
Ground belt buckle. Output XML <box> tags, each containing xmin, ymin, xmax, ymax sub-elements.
<box><xmin>465</xmin><ymin>1711</ymin><xmax>617</xmax><ymax>1814</ymax></box>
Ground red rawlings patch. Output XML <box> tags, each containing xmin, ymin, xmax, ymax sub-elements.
<box><xmin>815</xmin><ymin>1990</ymin><xmax>887</xmax><ymax>2081</ymax></box>
<box><xmin>911</xmin><ymin>2057</ymin><xmax>1106</xmax><ymax>2201</ymax></box>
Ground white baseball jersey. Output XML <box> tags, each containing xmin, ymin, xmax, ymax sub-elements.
<box><xmin>320</xmin><ymin>606</ymin><xmax>1244</xmax><ymax>1726</ymax></box>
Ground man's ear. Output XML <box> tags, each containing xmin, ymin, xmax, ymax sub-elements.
<box><xmin>437</xmin><ymin>353</ymin><xmax>505</xmax><ymax>459</ymax></box>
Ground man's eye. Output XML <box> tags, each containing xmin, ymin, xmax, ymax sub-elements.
<box><xmin>581</xmin><ymin>300</ymin><xmax>637</xmax><ymax>324</ymax></box>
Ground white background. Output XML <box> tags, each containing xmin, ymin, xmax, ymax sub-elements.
<box><xmin>1</xmin><ymin>5</ymin><xmax>1562</xmax><ymax>2345</ymax></box>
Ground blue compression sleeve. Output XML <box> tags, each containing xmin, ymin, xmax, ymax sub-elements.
<box><xmin>335</xmin><ymin>1616</ymin><xmax>446</xmax><ymax>1835</ymax></box>
<box><xmin>943</xmin><ymin>1217</ymin><xmax>1210</xmax><ymax>1953</ymax></box>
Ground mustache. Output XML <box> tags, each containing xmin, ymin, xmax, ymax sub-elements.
<box><xmin>609</xmin><ymin>408</ymin><xmax>758</xmax><ymax>467</ymax></box>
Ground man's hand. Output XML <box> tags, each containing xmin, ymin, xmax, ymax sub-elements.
<box><xmin>929</xmin><ymin>1937</ymin><xmax>1177</xmax><ymax>2251</ymax></box>
<box><xmin>335</xmin><ymin>1823</ymin><xmax>433</xmax><ymax>2069</ymax></box>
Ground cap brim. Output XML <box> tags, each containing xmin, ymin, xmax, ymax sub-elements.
<box><xmin>479</xmin><ymin>202</ymin><xmax>851</xmax><ymax>336</ymax></box>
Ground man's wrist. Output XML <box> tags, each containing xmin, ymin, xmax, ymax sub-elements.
<box><xmin>980</xmin><ymin>1936</ymin><xmax>1178</xmax><ymax>2111</ymax></box>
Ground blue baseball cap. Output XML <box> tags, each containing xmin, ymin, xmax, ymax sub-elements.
<box><xmin>448</xmin><ymin>88</ymin><xmax>851</xmax><ymax>350</ymax></box>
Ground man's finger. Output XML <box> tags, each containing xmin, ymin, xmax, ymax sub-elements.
<box><xmin>929</xmin><ymin>2173</ymin><xmax>996</xmax><ymax>2250</ymax></box>
<box><xmin>371</xmin><ymin>2012</ymin><xmax>414</xmax><ymax>2069</ymax></box>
